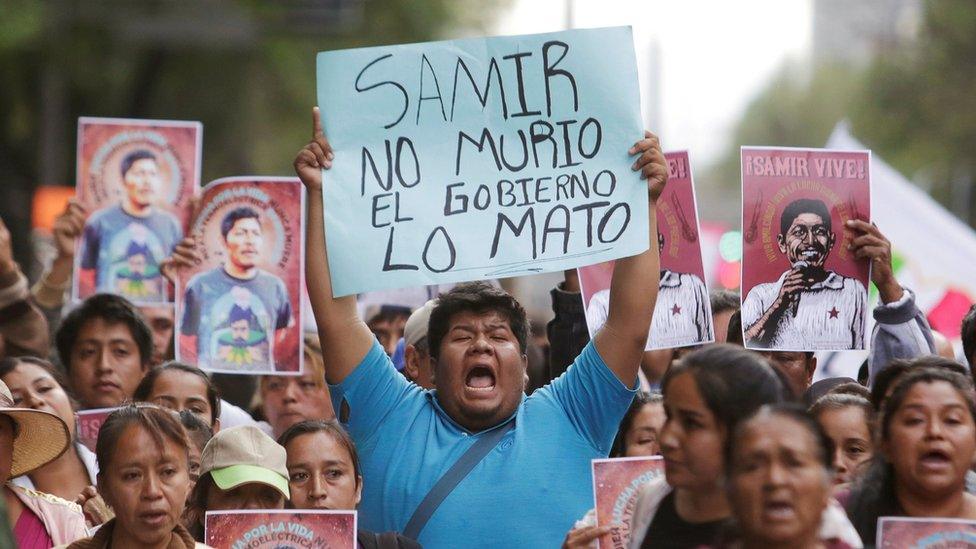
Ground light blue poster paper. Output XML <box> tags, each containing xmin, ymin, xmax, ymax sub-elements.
<box><xmin>316</xmin><ymin>26</ymin><xmax>648</xmax><ymax>297</ymax></box>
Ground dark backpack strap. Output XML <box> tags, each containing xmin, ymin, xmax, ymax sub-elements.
<box><xmin>402</xmin><ymin>418</ymin><xmax>516</xmax><ymax>540</ymax></box>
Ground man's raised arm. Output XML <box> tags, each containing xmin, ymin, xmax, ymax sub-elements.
<box><xmin>295</xmin><ymin>107</ymin><xmax>375</xmax><ymax>384</ymax></box>
<box><xmin>593</xmin><ymin>131</ymin><xmax>668</xmax><ymax>386</ymax></box>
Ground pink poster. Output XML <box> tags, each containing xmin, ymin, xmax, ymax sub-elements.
<box><xmin>740</xmin><ymin>147</ymin><xmax>871</xmax><ymax>351</ymax></box>
<box><xmin>176</xmin><ymin>177</ymin><xmax>304</xmax><ymax>375</ymax></box>
<box><xmin>75</xmin><ymin>407</ymin><xmax>118</xmax><ymax>452</ymax></box>
<box><xmin>876</xmin><ymin>517</ymin><xmax>976</xmax><ymax>548</ymax></box>
<box><xmin>579</xmin><ymin>151</ymin><xmax>713</xmax><ymax>350</ymax></box>
<box><xmin>205</xmin><ymin>510</ymin><xmax>356</xmax><ymax>549</ymax></box>
<box><xmin>592</xmin><ymin>456</ymin><xmax>665</xmax><ymax>549</ymax></box>
<box><xmin>73</xmin><ymin>117</ymin><xmax>202</xmax><ymax>304</ymax></box>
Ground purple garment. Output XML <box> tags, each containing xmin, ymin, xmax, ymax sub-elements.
<box><xmin>14</xmin><ymin>505</ymin><xmax>54</xmax><ymax>549</ymax></box>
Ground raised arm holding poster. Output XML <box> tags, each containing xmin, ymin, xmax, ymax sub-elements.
<box><xmin>580</xmin><ymin>151</ymin><xmax>712</xmax><ymax>350</ymax></box>
<box><xmin>74</xmin><ymin>117</ymin><xmax>201</xmax><ymax>304</ymax></box>
<box><xmin>176</xmin><ymin>177</ymin><xmax>304</xmax><ymax>375</ymax></box>
<box><xmin>740</xmin><ymin>147</ymin><xmax>871</xmax><ymax>352</ymax></box>
<box><xmin>316</xmin><ymin>26</ymin><xmax>647</xmax><ymax>296</ymax></box>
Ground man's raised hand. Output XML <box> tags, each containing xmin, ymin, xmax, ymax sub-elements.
<box><xmin>293</xmin><ymin>107</ymin><xmax>334</xmax><ymax>191</ymax></box>
<box><xmin>629</xmin><ymin>130</ymin><xmax>668</xmax><ymax>203</ymax></box>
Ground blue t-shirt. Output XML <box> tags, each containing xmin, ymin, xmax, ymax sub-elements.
<box><xmin>330</xmin><ymin>340</ymin><xmax>637</xmax><ymax>548</ymax></box>
<box><xmin>180</xmin><ymin>267</ymin><xmax>292</xmax><ymax>372</ymax></box>
<box><xmin>79</xmin><ymin>204</ymin><xmax>183</xmax><ymax>302</ymax></box>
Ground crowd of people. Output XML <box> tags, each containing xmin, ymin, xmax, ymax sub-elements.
<box><xmin>0</xmin><ymin>109</ymin><xmax>974</xmax><ymax>549</ymax></box>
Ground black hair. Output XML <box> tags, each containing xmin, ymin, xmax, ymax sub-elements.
<box><xmin>427</xmin><ymin>282</ymin><xmax>529</xmax><ymax>361</ymax></box>
<box><xmin>220</xmin><ymin>206</ymin><xmax>261</xmax><ymax>240</ymax></box>
<box><xmin>728</xmin><ymin>403</ymin><xmax>835</xmax><ymax>474</ymax></box>
<box><xmin>809</xmin><ymin>392</ymin><xmax>876</xmax><ymax>438</ymax></box>
<box><xmin>55</xmin><ymin>294</ymin><xmax>154</xmax><ymax>371</ymax></box>
<box><xmin>871</xmin><ymin>356</ymin><xmax>970</xmax><ymax>411</ymax></box>
<box><xmin>177</xmin><ymin>409</ymin><xmax>214</xmax><ymax>452</ymax></box>
<box><xmin>133</xmin><ymin>361</ymin><xmax>222</xmax><ymax>426</ymax></box>
<box><xmin>119</xmin><ymin>149</ymin><xmax>157</xmax><ymax>178</ymax></box>
<box><xmin>725</xmin><ymin>310</ymin><xmax>743</xmax><ymax>346</ymax></box>
<box><xmin>802</xmin><ymin>377</ymin><xmax>857</xmax><ymax>408</ymax></box>
<box><xmin>278</xmin><ymin>419</ymin><xmax>362</xmax><ymax>480</ymax></box>
<box><xmin>847</xmin><ymin>367</ymin><xmax>976</xmax><ymax>543</ymax></box>
<box><xmin>779</xmin><ymin>198</ymin><xmax>832</xmax><ymax>236</ymax></box>
<box><xmin>610</xmin><ymin>392</ymin><xmax>663</xmax><ymax>458</ymax></box>
<box><xmin>96</xmin><ymin>404</ymin><xmax>189</xmax><ymax>474</ymax></box>
<box><xmin>662</xmin><ymin>344</ymin><xmax>784</xmax><ymax>449</ymax></box>
<box><xmin>829</xmin><ymin>381</ymin><xmax>871</xmax><ymax>400</ymax></box>
<box><xmin>709</xmin><ymin>289</ymin><xmax>740</xmax><ymax>316</ymax></box>
<box><xmin>962</xmin><ymin>304</ymin><xmax>976</xmax><ymax>371</ymax></box>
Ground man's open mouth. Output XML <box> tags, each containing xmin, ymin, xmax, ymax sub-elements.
<box><xmin>465</xmin><ymin>366</ymin><xmax>496</xmax><ymax>391</ymax></box>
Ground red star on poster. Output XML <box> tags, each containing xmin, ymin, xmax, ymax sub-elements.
<box><xmin>671</xmin><ymin>304</ymin><xmax>681</xmax><ymax>315</ymax></box>
<box><xmin>828</xmin><ymin>307</ymin><xmax>840</xmax><ymax>319</ymax></box>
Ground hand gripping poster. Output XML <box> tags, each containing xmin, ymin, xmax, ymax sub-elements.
<box><xmin>176</xmin><ymin>178</ymin><xmax>304</xmax><ymax>375</ymax></box>
<box><xmin>205</xmin><ymin>510</ymin><xmax>356</xmax><ymax>549</ymax></box>
<box><xmin>73</xmin><ymin>117</ymin><xmax>202</xmax><ymax>304</ymax></box>
<box><xmin>740</xmin><ymin>147</ymin><xmax>871</xmax><ymax>352</ymax></box>
<box><xmin>876</xmin><ymin>517</ymin><xmax>976</xmax><ymax>548</ymax></box>
<box><xmin>592</xmin><ymin>456</ymin><xmax>665</xmax><ymax>549</ymax></box>
<box><xmin>580</xmin><ymin>151</ymin><xmax>713</xmax><ymax>350</ymax></box>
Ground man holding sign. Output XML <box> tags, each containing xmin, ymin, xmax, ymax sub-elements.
<box><xmin>296</xmin><ymin>102</ymin><xmax>666</xmax><ymax>549</ymax></box>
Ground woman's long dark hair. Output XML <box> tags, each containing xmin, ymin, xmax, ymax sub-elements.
<box><xmin>846</xmin><ymin>366</ymin><xmax>976</xmax><ymax>543</ymax></box>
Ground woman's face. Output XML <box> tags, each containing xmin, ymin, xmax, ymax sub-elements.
<box><xmin>2</xmin><ymin>363</ymin><xmax>76</xmax><ymax>437</ymax></box>
<box><xmin>728</xmin><ymin>413</ymin><xmax>831</xmax><ymax>546</ymax></box>
<box><xmin>659</xmin><ymin>372</ymin><xmax>725</xmax><ymax>490</ymax></box>
<box><xmin>146</xmin><ymin>370</ymin><xmax>215</xmax><ymax>429</ymax></box>
<box><xmin>884</xmin><ymin>381</ymin><xmax>976</xmax><ymax>500</ymax></box>
<box><xmin>817</xmin><ymin>406</ymin><xmax>873</xmax><ymax>485</ymax></box>
<box><xmin>285</xmin><ymin>431</ymin><xmax>362</xmax><ymax>511</ymax></box>
<box><xmin>261</xmin><ymin>374</ymin><xmax>332</xmax><ymax>438</ymax></box>
<box><xmin>99</xmin><ymin>424</ymin><xmax>189</xmax><ymax>547</ymax></box>
<box><xmin>624</xmin><ymin>401</ymin><xmax>667</xmax><ymax>457</ymax></box>
<box><xmin>206</xmin><ymin>482</ymin><xmax>286</xmax><ymax>511</ymax></box>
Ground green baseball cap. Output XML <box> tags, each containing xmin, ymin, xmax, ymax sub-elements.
<box><xmin>199</xmin><ymin>425</ymin><xmax>289</xmax><ymax>500</ymax></box>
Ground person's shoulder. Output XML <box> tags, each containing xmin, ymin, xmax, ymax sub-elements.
<box><xmin>13</xmin><ymin>485</ymin><xmax>83</xmax><ymax>513</ymax></box>
<box><xmin>149</xmin><ymin>206</ymin><xmax>181</xmax><ymax>224</ymax></box>
<box><xmin>85</xmin><ymin>203</ymin><xmax>120</xmax><ymax>226</ymax></box>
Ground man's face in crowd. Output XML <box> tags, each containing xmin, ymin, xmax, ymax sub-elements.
<box><xmin>206</xmin><ymin>482</ymin><xmax>285</xmax><ymax>511</ymax></box>
<box><xmin>69</xmin><ymin>317</ymin><xmax>146</xmax><ymax>409</ymax></box>
<box><xmin>760</xmin><ymin>351</ymin><xmax>816</xmax><ymax>397</ymax></box>
<box><xmin>778</xmin><ymin>212</ymin><xmax>835</xmax><ymax>268</ymax></box>
<box><xmin>123</xmin><ymin>158</ymin><xmax>161</xmax><ymax>208</ymax></box>
<box><xmin>225</xmin><ymin>217</ymin><xmax>263</xmax><ymax>270</ymax></box>
<box><xmin>434</xmin><ymin>309</ymin><xmax>526</xmax><ymax>432</ymax></box>
<box><xmin>404</xmin><ymin>339</ymin><xmax>435</xmax><ymax>389</ymax></box>
<box><xmin>138</xmin><ymin>305</ymin><xmax>174</xmax><ymax>366</ymax></box>
<box><xmin>261</xmin><ymin>374</ymin><xmax>332</xmax><ymax>438</ymax></box>
<box><xmin>368</xmin><ymin>315</ymin><xmax>408</xmax><ymax>357</ymax></box>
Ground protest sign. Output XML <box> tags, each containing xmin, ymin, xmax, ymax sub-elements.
<box><xmin>579</xmin><ymin>151</ymin><xmax>712</xmax><ymax>350</ymax></box>
<box><xmin>592</xmin><ymin>456</ymin><xmax>665</xmax><ymax>549</ymax></box>
<box><xmin>176</xmin><ymin>178</ymin><xmax>304</xmax><ymax>375</ymax></box>
<box><xmin>316</xmin><ymin>26</ymin><xmax>647</xmax><ymax>296</ymax></box>
<box><xmin>877</xmin><ymin>517</ymin><xmax>976</xmax><ymax>548</ymax></box>
<box><xmin>73</xmin><ymin>117</ymin><xmax>201</xmax><ymax>304</ymax></box>
<box><xmin>205</xmin><ymin>510</ymin><xmax>356</xmax><ymax>549</ymax></box>
<box><xmin>76</xmin><ymin>407</ymin><xmax>117</xmax><ymax>452</ymax></box>
<box><xmin>740</xmin><ymin>147</ymin><xmax>871</xmax><ymax>352</ymax></box>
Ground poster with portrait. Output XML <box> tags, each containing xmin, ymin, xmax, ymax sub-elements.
<box><xmin>205</xmin><ymin>510</ymin><xmax>356</xmax><ymax>549</ymax></box>
<box><xmin>740</xmin><ymin>147</ymin><xmax>871</xmax><ymax>352</ymax></box>
<box><xmin>73</xmin><ymin>117</ymin><xmax>202</xmax><ymax>304</ymax></box>
<box><xmin>176</xmin><ymin>177</ymin><xmax>304</xmax><ymax>375</ymax></box>
<box><xmin>592</xmin><ymin>456</ymin><xmax>665</xmax><ymax>549</ymax></box>
<box><xmin>76</xmin><ymin>407</ymin><xmax>118</xmax><ymax>452</ymax></box>
<box><xmin>579</xmin><ymin>151</ymin><xmax>713</xmax><ymax>350</ymax></box>
<box><xmin>876</xmin><ymin>517</ymin><xmax>976</xmax><ymax>548</ymax></box>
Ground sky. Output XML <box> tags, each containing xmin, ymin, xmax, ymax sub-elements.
<box><xmin>494</xmin><ymin>0</ymin><xmax>812</xmax><ymax>167</ymax></box>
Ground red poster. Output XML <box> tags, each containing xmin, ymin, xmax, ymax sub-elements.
<box><xmin>740</xmin><ymin>147</ymin><xmax>871</xmax><ymax>351</ymax></box>
<box><xmin>876</xmin><ymin>517</ymin><xmax>976</xmax><ymax>548</ymax></box>
<box><xmin>75</xmin><ymin>407</ymin><xmax>118</xmax><ymax>452</ymax></box>
<box><xmin>73</xmin><ymin>117</ymin><xmax>202</xmax><ymax>304</ymax></box>
<box><xmin>176</xmin><ymin>178</ymin><xmax>304</xmax><ymax>375</ymax></box>
<box><xmin>579</xmin><ymin>151</ymin><xmax>712</xmax><ymax>350</ymax></box>
<box><xmin>205</xmin><ymin>510</ymin><xmax>356</xmax><ymax>549</ymax></box>
<box><xmin>592</xmin><ymin>456</ymin><xmax>665</xmax><ymax>549</ymax></box>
